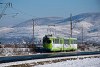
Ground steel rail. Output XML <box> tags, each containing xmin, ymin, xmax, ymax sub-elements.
<box><xmin>0</xmin><ymin>51</ymin><xmax>100</xmax><ymax>63</ymax></box>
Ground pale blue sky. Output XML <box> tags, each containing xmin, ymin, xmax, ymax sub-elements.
<box><xmin>0</xmin><ymin>0</ymin><xmax>100</xmax><ymax>27</ymax></box>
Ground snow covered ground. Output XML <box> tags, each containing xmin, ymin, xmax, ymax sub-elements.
<box><xmin>0</xmin><ymin>48</ymin><xmax>34</xmax><ymax>56</ymax></box>
<box><xmin>35</xmin><ymin>58</ymin><xmax>100</xmax><ymax>67</ymax></box>
<box><xmin>0</xmin><ymin>55</ymin><xmax>100</xmax><ymax>67</ymax></box>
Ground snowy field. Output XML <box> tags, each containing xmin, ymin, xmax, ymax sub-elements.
<box><xmin>0</xmin><ymin>48</ymin><xmax>33</xmax><ymax>56</ymax></box>
<box><xmin>35</xmin><ymin>58</ymin><xmax>100</xmax><ymax>67</ymax></box>
<box><xmin>0</xmin><ymin>55</ymin><xmax>100</xmax><ymax>67</ymax></box>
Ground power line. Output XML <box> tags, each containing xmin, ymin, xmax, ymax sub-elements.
<box><xmin>0</xmin><ymin>2</ymin><xmax>12</xmax><ymax>20</ymax></box>
<box><xmin>11</xmin><ymin>7</ymin><xmax>36</xmax><ymax>18</ymax></box>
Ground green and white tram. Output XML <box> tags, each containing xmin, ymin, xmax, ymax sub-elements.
<box><xmin>43</xmin><ymin>35</ymin><xmax>77</xmax><ymax>51</ymax></box>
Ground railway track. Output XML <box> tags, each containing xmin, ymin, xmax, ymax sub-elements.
<box><xmin>0</xmin><ymin>51</ymin><xmax>100</xmax><ymax>63</ymax></box>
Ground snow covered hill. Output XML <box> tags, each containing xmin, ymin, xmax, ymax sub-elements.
<box><xmin>0</xmin><ymin>13</ymin><xmax>100</xmax><ymax>44</ymax></box>
<box><xmin>13</xmin><ymin>17</ymin><xmax>64</xmax><ymax>27</ymax></box>
<box><xmin>13</xmin><ymin>13</ymin><xmax>100</xmax><ymax>27</ymax></box>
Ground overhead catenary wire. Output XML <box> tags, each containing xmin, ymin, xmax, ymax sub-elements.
<box><xmin>11</xmin><ymin>7</ymin><xmax>36</xmax><ymax>18</ymax></box>
<box><xmin>0</xmin><ymin>3</ymin><xmax>37</xmax><ymax>22</ymax></box>
<box><xmin>0</xmin><ymin>2</ymin><xmax>12</xmax><ymax>20</ymax></box>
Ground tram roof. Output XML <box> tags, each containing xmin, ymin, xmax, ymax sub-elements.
<box><xmin>44</xmin><ymin>35</ymin><xmax>77</xmax><ymax>40</ymax></box>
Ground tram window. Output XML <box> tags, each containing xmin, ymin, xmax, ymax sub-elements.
<box><xmin>47</xmin><ymin>40</ymin><xmax>51</xmax><ymax>43</ymax></box>
<box><xmin>64</xmin><ymin>39</ymin><xmax>68</xmax><ymax>44</ymax></box>
<box><xmin>43</xmin><ymin>38</ymin><xmax>46</xmax><ymax>44</ymax></box>
<box><xmin>74</xmin><ymin>40</ymin><xmax>77</xmax><ymax>44</ymax></box>
<box><xmin>53</xmin><ymin>39</ymin><xmax>55</xmax><ymax>44</ymax></box>
<box><xmin>55</xmin><ymin>39</ymin><xmax>59</xmax><ymax>44</ymax></box>
<box><xmin>71</xmin><ymin>40</ymin><xmax>77</xmax><ymax>44</ymax></box>
<box><xmin>43</xmin><ymin>37</ymin><xmax>51</xmax><ymax>44</ymax></box>
<box><xmin>60</xmin><ymin>40</ymin><xmax>63</xmax><ymax>44</ymax></box>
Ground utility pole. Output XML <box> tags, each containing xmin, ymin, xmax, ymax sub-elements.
<box><xmin>0</xmin><ymin>2</ymin><xmax>12</xmax><ymax>20</ymax></box>
<box><xmin>81</xmin><ymin>25</ymin><xmax>84</xmax><ymax>44</ymax></box>
<box><xmin>70</xmin><ymin>14</ymin><xmax>73</xmax><ymax>38</ymax></box>
<box><xmin>32</xmin><ymin>19</ymin><xmax>34</xmax><ymax>45</ymax></box>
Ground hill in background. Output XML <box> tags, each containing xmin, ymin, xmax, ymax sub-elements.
<box><xmin>0</xmin><ymin>13</ymin><xmax>100</xmax><ymax>45</ymax></box>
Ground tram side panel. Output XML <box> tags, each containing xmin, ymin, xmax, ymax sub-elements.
<box><xmin>43</xmin><ymin>36</ymin><xmax>77</xmax><ymax>52</ymax></box>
